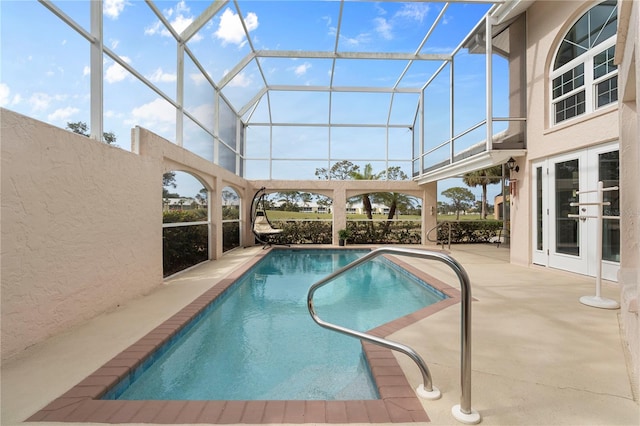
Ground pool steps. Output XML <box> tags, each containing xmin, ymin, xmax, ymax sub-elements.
<box><xmin>308</xmin><ymin>246</ymin><xmax>481</xmax><ymax>425</ymax></box>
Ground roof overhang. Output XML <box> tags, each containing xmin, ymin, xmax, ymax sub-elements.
<box><xmin>414</xmin><ymin>149</ymin><xmax>526</xmax><ymax>184</ymax></box>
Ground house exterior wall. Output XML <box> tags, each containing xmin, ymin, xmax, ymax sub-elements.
<box><xmin>615</xmin><ymin>0</ymin><xmax>639</xmax><ymax>396</ymax></box>
<box><xmin>508</xmin><ymin>0</ymin><xmax>638</xmax><ymax>391</ymax></box>
<box><xmin>510</xmin><ymin>0</ymin><xmax>621</xmax><ymax>267</ymax></box>
<box><xmin>1</xmin><ymin>109</ymin><xmax>163</xmax><ymax>361</ymax></box>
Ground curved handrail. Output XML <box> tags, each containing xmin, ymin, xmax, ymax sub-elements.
<box><xmin>426</xmin><ymin>221</ymin><xmax>452</xmax><ymax>250</ymax></box>
<box><xmin>307</xmin><ymin>247</ymin><xmax>480</xmax><ymax>423</ymax></box>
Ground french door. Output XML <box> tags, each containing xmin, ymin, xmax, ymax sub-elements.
<box><xmin>532</xmin><ymin>143</ymin><xmax>620</xmax><ymax>280</ymax></box>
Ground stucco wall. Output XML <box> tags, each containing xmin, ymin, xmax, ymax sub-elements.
<box><xmin>1</xmin><ymin>109</ymin><xmax>164</xmax><ymax>361</ymax></box>
<box><xmin>616</xmin><ymin>0</ymin><xmax>639</xmax><ymax>396</ymax></box>
<box><xmin>510</xmin><ymin>0</ymin><xmax>621</xmax><ymax>267</ymax></box>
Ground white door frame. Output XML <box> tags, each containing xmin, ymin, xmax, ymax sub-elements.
<box><xmin>531</xmin><ymin>142</ymin><xmax>619</xmax><ymax>281</ymax></box>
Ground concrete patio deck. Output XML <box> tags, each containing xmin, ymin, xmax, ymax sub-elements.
<box><xmin>1</xmin><ymin>244</ymin><xmax>638</xmax><ymax>425</ymax></box>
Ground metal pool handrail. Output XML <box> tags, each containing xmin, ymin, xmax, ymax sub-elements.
<box><xmin>307</xmin><ymin>247</ymin><xmax>481</xmax><ymax>424</ymax></box>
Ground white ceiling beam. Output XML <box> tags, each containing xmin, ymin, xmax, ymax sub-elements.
<box><xmin>266</xmin><ymin>85</ymin><xmax>421</xmax><ymax>94</ymax></box>
<box><xmin>238</xmin><ymin>87</ymin><xmax>269</xmax><ymax>117</ymax></box>
<box><xmin>254</xmin><ymin>50</ymin><xmax>451</xmax><ymax>61</ymax></box>
<box><xmin>217</xmin><ymin>53</ymin><xmax>256</xmax><ymax>89</ymax></box>
<box><xmin>181</xmin><ymin>0</ymin><xmax>228</xmax><ymax>43</ymax></box>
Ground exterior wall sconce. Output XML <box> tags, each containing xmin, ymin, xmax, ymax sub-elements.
<box><xmin>506</xmin><ymin>157</ymin><xmax>519</xmax><ymax>199</ymax></box>
<box><xmin>506</xmin><ymin>157</ymin><xmax>519</xmax><ymax>173</ymax></box>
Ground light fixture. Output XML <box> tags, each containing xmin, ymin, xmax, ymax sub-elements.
<box><xmin>506</xmin><ymin>157</ymin><xmax>519</xmax><ymax>173</ymax></box>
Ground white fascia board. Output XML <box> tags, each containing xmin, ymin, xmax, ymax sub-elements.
<box><xmin>414</xmin><ymin>149</ymin><xmax>526</xmax><ymax>184</ymax></box>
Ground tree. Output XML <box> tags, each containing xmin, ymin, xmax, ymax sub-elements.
<box><xmin>437</xmin><ymin>201</ymin><xmax>449</xmax><ymax>215</ymax></box>
<box><xmin>222</xmin><ymin>188</ymin><xmax>238</xmax><ymax>206</ymax></box>
<box><xmin>316</xmin><ymin>195</ymin><xmax>332</xmax><ymax>210</ymax></box>
<box><xmin>371</xmin><ymin>166</ymin><xmax>415</xmax><ymax>222</ymax></box>
<box><xmin>349</xmin><ymin>163</ymin><xmax>382</xmax><ymax>220</ymax></box>
<box><xmin>462</xmin><ymin>165</ymin><xmax>502</xmax><ymax>219</ymax></box>
<box><xmin>195</xmin><ymin>188</ymin><xmax>208</xmax><ymax>208</ymax></box>
<box><xmin>315</xmin><ymin>160</ymin><xmax>358</xmax><ymax>180</ymax></box>
<box><xmin>441</xmin><ymin>187</ymin><xmax>475</xmax><ymax>220</ymax></box>
<box><xmin>277</xmin><ymin>191</ymin><xmax>302</xmax><ymax>211</ymax></box>
<box><xmin>163</xmin><ymin>172</ymin><xmax>179</xmax><ymax>198</ymax></box>
<box><xmin>66</xmin><ymin>121</ymin><xmax>117</xmax><ymax>145</ymax></box>
<box><xmin>300</xmin><ymin>192</ymin><xmax>313</xmax><ymax>208</ymax></box>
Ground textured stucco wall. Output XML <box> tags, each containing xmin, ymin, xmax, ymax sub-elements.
<box><xmin>616</xmin><ymin>0</ymin><xmax>639</xmax><ymax>397</ymax></box>
<box><xmin>1</xmin><ymin>109</ymin><xmax>163</xmax><ymax>361</ymax></box>
<box><xmin>510</xmin><ymin>0</ymin><xmax>621</xmax><ymax>267</ymax></box>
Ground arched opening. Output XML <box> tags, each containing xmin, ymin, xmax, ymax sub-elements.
<box><xmin>254</xmin><ymin>191</ymin><xmax>334</xmax><ymax>245</ymax></box>
<box><xmin>221</xmin><ymin>186</ymin><xmax>241</xmax><ymax>252</ymax></box>
<box><xmin>162</xmin><ymin>171</ymin><xmax>210</xmax><ymax>277</ymax></box>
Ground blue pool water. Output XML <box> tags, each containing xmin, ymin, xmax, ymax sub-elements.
<box><xmin>105</xmin><ymin>249</ymin><xmax>446</xmax><ymax>401</ymax></box>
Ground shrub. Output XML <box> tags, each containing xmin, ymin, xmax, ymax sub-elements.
<box><xmin>437</xmin><ymin>220</ymin><xmax>503</xmax><ymax>243</ymax></box>
<box><xmin>163</xmin><ymin>210</ymin><xmax>208</xmax><ymax>277</ymax></box>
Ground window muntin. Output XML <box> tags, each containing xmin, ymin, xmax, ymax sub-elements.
<box><xmin>551</xmin><ymin>1</ymin><xmax>617</xmax><ymax>125</ymax></box>
<box><xmin>555</xmin><ymin>91</ymin><xmax>586</xmax><ymax>125</ymax></box>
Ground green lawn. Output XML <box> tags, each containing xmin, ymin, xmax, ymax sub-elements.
<box><xmin>438</xmin><ymin>214</ymin><xmax>485</xmax><ymax>221</ymax></box>
<box><xmin>264</xmin><ymin>210</ymin><xmax>421</xmax><ymax>220</ymax></box>
<box><xmin>264</xmin><ymin>210</ymin><xmax>497</xmax><ymax>222</ymax></box>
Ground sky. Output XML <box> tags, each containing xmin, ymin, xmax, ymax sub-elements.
<box><xmin>1</xmin><ymin>0</ymin><xmax>504</xmax><ymax>201</ymax></box>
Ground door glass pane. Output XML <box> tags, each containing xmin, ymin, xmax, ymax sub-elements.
<box><xmin>599</xmin><ymin>151</ymin><xmax>620</xmax><ymax>262</ymax></box>
<box><xmin>536</xmin><ymin>166</ymin><xmax>543</xmax><ymax>251</ymax></box>
<box><xmin>555</xmin><ymin>159</ymin><xmax>580</xmax><ymax>255</ymax></box>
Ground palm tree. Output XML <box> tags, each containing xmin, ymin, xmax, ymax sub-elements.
<box><xmin>463</xmin><ymin>165</ymin><xmax>502</xmax><ymax>219</ymax></box>
<box><xmin>370</xmin><ymin>167</ymin><xmax>416</xmax><ymax>232</ymax></box>
<box><xmin>349</xmin><ymin>163</ymin><xmax>382</xmax><ymax>219</ymax></box>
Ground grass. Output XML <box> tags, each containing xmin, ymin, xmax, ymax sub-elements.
<box><xmin>265</xmin><ymin>210</ymin><xmax>499</xmax><ymax>222</ymax></box>
<box><xmin>438</xmin><ymin>214</ymin><xmax>488</xmax><ymax>221</ymax></box>
<box><xmin>263</xmin><ymin>210</ymin><xmax>421</xmax><ymax>220</ymax></box>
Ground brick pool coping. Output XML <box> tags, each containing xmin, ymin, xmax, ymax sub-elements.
<box><xmin>27</xmin><ymin>247</ymin><xmax>462</xmax><ymax>424</ymax></box>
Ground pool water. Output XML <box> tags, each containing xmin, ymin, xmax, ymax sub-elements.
<box><xmin>106</xmin><ymin>249</ymin><xmax>446</xmax><ymax>401</ymax></box>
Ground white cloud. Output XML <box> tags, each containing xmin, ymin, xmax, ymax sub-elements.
<box><xmin>215</xmin><ymin>8</ymin><xmax>258</xmax><ymax>46</ymax></box>
<box><xmin>105</xmin><ymin>57</ymin><xmax>131</xmax><ymax>83</ymax></box>
<box><xmin>145</xmin><ymin>21</ymin><xmax>163</xmax><ymax>36</ymax></box>
<box><xmin>0</xmin><ymin>83</ymin><xmax>11</xmax><ymax>107</ymax></box>
<box><xmin>148</xmin><ymin>68</ymin><xmax>177</xmax><ymax>83</ymax></box>
<box><xmin>189</xmin><ymin>72</ymin><xmax>208</xmax><ymax>85</ymax></box>
<box><xmin>368</xmin><ymin>3</ymin><xmax>430</xmax><ymax>41</ymax></box>
<box><xmin>145</xmin><ymin>1</ymin><xmax>202</xmax><ymax>42</ymax></box>
<box><xmin>83</xmin><ymin>66</ymin><xmax>90</xmax><ymax>77</ymax></box>
<box><xmin>126</xmin><ymin>98</ymin><xmax>175</xmax><ymax>131</ymax></box>
<box><xmin>110</xmin><ymin>39</ymin><xmax>120</xmax><ymax>50</ymax></box>
<box><xmin>294</xmin><ymin>62</ymin><xmax>312</xmax><ymax>76</ymax></box>
<box><xmin>374</xmin><ymin>17</ymin><xmax>393</xmax><ymax>40</ymax></box>
<box><xmin>48</xmin><ymin>106</ymin><xmax>80</xmax><ymax>123</ymax></box>
<box><xmin>170</xmin><ymin>14</ymin><xmax>194</xmax><ymax>34</ymax></box>
<box><xmin>29</xmin><ymin>93</ymin><xmax>52</xmax><ymax>111</ymax></box>
<box><xmin>190</xmin><ymin>103</ymin><xmax>215</xmax><ymax>125</ymax></box>
<box><xmin>225</xmin><ymin>71</ymin><xmax>252</xmax><ymax>87</ymax></box>
<box><xmin>342</xmin><ymin>32</ymin><xmax>371</xmax><ymax>47</ymax></box>
<box><xmin>395</xmin><ymin>3</ymin><xmax>430</xmax><ymax>23</ymax></box>
<box><xmin>104</xmin><ymin>0</ymin><xmax>126</xmax><ymax>20</ymax></box>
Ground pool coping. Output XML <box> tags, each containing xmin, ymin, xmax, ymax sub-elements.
<box><xmin>26</xmin><ymin>247</ymin><xmax>462</xmax><ymax>424</ymax></box>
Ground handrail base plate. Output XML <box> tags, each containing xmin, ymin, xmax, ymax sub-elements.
<box><xmin>452</xmin><ymin>404</ymin><xmax>481</xmax><ymax>424</ymax></box>
<box><xmin>417</xmin><ymin>384</ymin><xmax>441</xmax><ymax>400</ymax></box>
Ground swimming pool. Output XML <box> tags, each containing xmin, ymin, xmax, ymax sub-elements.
<box><xmin>104</xmin><ymin>249</ymin><xmax>446</xmax><ymax>401</ymax></box>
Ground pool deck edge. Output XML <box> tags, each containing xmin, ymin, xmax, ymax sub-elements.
<box><xmin>25</xmin><ymin>247</ymin><xmax>460</xmax><ymax>424</ymax></box>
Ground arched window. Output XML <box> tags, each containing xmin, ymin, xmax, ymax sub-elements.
<box><xmin>551</xmin><ymin>1</ymin><xmax>618</xmax><ymax>124</ymax></box>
